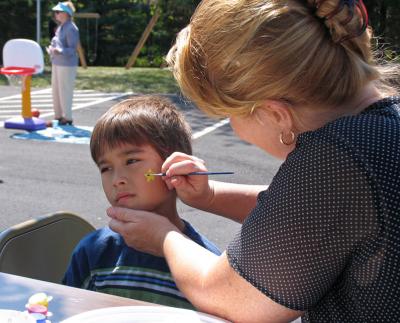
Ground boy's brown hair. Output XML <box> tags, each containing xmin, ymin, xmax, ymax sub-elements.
<box><xmin>90</xmin><ymin>95</ymin><xmax>192</xmax><ymax>163</ymax></box>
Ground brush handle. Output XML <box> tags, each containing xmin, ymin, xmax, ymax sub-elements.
<box><xmin>152</xmin><ymin>171</ymin><xmax>234</xmax><ymax>176</ymax></box>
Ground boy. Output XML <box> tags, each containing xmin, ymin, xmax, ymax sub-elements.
<box><xmin>63</xmin><ymin>96</ymin><xmax>220</xmax><ymax>309</ymax></box>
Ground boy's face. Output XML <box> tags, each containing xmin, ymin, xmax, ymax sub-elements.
<box><xmin>97</xmin><ymin>142</ymin><xmax>174</xmax><ymax>214</ymax></box>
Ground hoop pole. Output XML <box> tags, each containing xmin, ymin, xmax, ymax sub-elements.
<box><xmin>21</xmin><ymin>75</ymin><xmax>33</xmax><ymax>118</ymax></box>
<box><xmin>36</xmin><ymin>0</ymin><xmax>41</xmax><ymax>44</ymax></box>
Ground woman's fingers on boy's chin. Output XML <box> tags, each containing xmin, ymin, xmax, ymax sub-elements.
<box><xmin>107</xmin><ymin>206</ymin><xmax>139</xmax><ymax>222</ymax></box>
<box><xmin>108</xmin><ymin>218</ymin><xmax>125</xmax><ymax>234</ymax></box>
<box><xmin>107</xmin><ymin>206</ymin><xmax>127</xmax><ymax>221</ymax></box>
<box><xmin>106</xmin><ymin>207</ymin><xmax>117</xmax><ymax>219</ymax></box>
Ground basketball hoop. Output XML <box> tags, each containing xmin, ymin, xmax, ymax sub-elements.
<box><xmin>1</xmin><ymin>39</ymin><xmax>46</xmax><ymax>131</ymax></box>
<box><xmin>0</xmin><ymin>65</ymin><xmax>46</xmax><ymax>131</ymax></box>
<box><xmin>0</xmin><ymin>66</ymin><xmax>35</xmax><ymax>75</ymax></box>
<box><xmin>0</xmin><ymin>66</ymin><xmax>35</xmax><ymax>89</ymax></box>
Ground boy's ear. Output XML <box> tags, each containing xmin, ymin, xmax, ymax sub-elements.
<box><xmin>255</xmin><ymin>99</ymin><xmax>294</xmax><ymax>130</ymax></box>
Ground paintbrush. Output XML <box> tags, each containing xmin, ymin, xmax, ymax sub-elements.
<box><xmin>149</xmin><ymin>171</ymin><xmax>234</xmax><ymax>176</ymax></box>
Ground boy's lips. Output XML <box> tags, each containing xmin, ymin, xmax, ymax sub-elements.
<box><xmin>115</xmin><ymin>192</ymin><xmax>135</xmax><ymax>203</ymax></box>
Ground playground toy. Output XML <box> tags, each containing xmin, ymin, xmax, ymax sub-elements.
<box><xmin>32</xmin><ymin>108</ymin><xmax>40</xmax><ymax>117</ymax></box>
<box><xmin>125</xmin><ymin>4</ymin><xmax>160</xmax><ymax>69</ymax></box>
<box><xmin>75</xmin><ymin>12</ymin><xmax>100</xmax><ymax>65</ymax></box>
<box><xmin>1</xmin><ymin>39</ymin><xmax>46</xmax><ymax>131</ymax></box>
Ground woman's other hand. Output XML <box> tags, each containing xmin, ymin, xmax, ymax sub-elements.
<box><xmin>52</xmin><ymin>47</ymin><xmax>61</xmax><ymax>55</ymax></box>
<box><xmin>47</xmin><ymin>46</ymin><xmax>61</xmax><ymax>55</ymax></box>
<box><xmin>161</xmin><ymin>152</ymin><xmax>215</xmax><ymax>210</ymax></box>
<box><xmin>107</xmin><ymin>207</ymin><xmax>179</xmax><ymax>257</ymax></box>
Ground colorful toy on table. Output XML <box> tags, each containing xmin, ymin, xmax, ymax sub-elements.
<box><xmin>27</xmin><ymin>304</ymin><xmax>48</xmax><ymax>316</ymax></box>
<box><xmin>27</xmin><ymin>292</ymin><xmax>52</xmax><ymax>309</ymax></box>
<box><xmin>25</xmin><ymin>293</ymin><xmax>53</xmax><ymax>322</ymax></box>
<box><xmin>29</xmin><ymin>312</ymin><xmax>48</xmax><ymax>323</ymax></box>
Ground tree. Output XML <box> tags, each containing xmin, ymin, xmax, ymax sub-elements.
<box><xmin>364</xmin><ymin>0</ymin><xmax>400</xmax><ymax>52</ymax></box>
<box><xmin>1</xmin><ymin>1</ymin><xmax>398</xmax><ymax>66</ymax></box>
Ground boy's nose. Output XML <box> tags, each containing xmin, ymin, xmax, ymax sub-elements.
<box><xmin>112</xmin><ymin>171</ymin><xmax>128</xmax><ymax>186</ymax></box>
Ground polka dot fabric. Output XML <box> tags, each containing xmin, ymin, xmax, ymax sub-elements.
<box><xmin>227</xmin><ymin>97</ymin><xmax>400</xmax><ymax>322</ymax></box>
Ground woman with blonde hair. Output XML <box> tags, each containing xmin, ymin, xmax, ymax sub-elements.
<box><xmin>107</xmin><ymin>0</ymin><xmax>400</xmax><ymax>322</ymax></box>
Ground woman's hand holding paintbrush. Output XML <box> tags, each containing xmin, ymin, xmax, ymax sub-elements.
<box><xmin>156</xmin><ymin>152</ymin><xmax>233</xmax><ymax>209</ymax></box>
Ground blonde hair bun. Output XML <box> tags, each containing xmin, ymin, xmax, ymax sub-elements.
<box><xmin>167</xmin><ymin>0</ymin><xmax>397</xmax><ymax>118</ymax></box>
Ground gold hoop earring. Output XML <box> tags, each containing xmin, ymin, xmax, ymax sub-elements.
<box><xmin>279</xmin><ymin>131</ymin><xmax>295</xmax><ymax>146</ymax></box>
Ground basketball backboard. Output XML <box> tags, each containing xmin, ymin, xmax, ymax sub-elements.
<box><xmin>2</xmin><ymin>38</ymin><xmax>44</xmax><ymax>74</ymax></box>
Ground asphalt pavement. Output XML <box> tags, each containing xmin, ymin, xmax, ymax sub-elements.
<box><xmin>0</xmin><ymin>85</ymin><xmax>282</xmax><ymax>251</ymax></box>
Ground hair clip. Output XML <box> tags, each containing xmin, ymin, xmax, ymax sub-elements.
<box><xmin>316</xmin><ymin>0</ymin><xmax>368</xmax><ymax>43</ymax></box>
<box><xmin>338</xmin><ymin>0</ymin><xmax>369</xmax><ymax>43</ymax></box>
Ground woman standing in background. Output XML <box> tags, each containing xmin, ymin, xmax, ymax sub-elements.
<box><xmin>47</xmin><ymin>1</ymin><xmax>79</xmax><ymax>126</ymax></box>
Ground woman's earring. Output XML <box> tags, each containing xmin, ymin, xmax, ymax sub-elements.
<box><xmin>279</xmin><ymin>131</ymin><xmax>296</xmax><ymax>146</ymax></box>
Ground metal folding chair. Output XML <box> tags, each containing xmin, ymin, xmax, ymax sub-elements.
<box><xmin>0</xmin><ymin>211</ymin><xmax>95</xmax><ymax>283</ymax></box>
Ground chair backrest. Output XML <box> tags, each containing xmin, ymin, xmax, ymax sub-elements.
<box><xmin>0</xmin><ymin>211</ymin><xmax>95</xmax><ymax>283</ymax></box>
<box><xmin>2</xmin><ymin>38</ymin><xmax>44</xmax><ymax>74</ymax></box>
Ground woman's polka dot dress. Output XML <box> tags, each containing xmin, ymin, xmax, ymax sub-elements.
<box><xmin>227</xmin><ymin>97</ymin><xmax>400</xmax><ymax>322</ymax></box>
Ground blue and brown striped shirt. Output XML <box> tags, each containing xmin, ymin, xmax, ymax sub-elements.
<box><xmin>63</xmin><ymin>220</ymin><xmax>220</xmax><ymax>309</ymax></box>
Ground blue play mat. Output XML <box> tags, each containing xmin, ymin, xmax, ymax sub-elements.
<box><xmin>11</xmin><ymin>125</ymin><xmax>93</xmax><ymax>144</ymax></box>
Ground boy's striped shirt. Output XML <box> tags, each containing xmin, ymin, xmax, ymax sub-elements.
<box><xmin>63</xmin><ymin>220</ymin><xmax>220</xmax><ymax>308</ymax></box>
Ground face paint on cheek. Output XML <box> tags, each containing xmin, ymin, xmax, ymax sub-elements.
<box><xmin>144</xmin><ymin>169</ymin><xmax>156</xmax><ymax>183</ymax></box>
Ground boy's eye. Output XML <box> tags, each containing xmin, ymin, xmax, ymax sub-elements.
<box><xmin>100</xmin><ymin>166</ymin><xmax>110</xmax><ymax>173</ymax></box>
<box><xmin>126</xmin><ymin>158</ymin><xmax>138</xmax><ymax>165</ymax></box>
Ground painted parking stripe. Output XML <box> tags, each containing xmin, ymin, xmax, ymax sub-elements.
<box><xmin>192</xmin><ymin>119</ymin><xmax>230</xmax><ymax>139</ymax></box>
<box><xmin>38</xmin><ymin>92</ymin><xmax>134</xmax><ymax>119</ymax></box>
<box><xmin>0</xmin><ymin>88</ymin><xmax>132</xmax><ymax>126</ymax></box>
<box><xmin>0</xmin><ymin>88</ymin><xmax>50</xmax><ymax>102</ymax></box>
<box><xmin>0</xmin><ymin>88</ymin><xmax>229</xmax><ymax>139</ymax></box>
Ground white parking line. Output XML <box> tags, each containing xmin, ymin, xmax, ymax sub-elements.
<box><xmin>38</xmin><ymin>92</ymin><xmax>133</xmax><ymax>118</ymax></box>
<box><xmin>0</xmin><ymin>88</ymin><xmax>51</xmax><ymax>102</ymax></box>
<box><xmin>0</xmin><ymin>88</ymin><xmax>229</xmax><ymax>139</ymax></box>
<box><xmin>0</xmin><ymin>109</ymin><xmax>54</xmax><ymax>113</ymax></box>
<box><xmin>0</xmin><ymin>88</ymin><xmax>133</xmax><ymax>126</ymax></box>
<box><xmin>5</xmin><ymin>98</ymin><xmax>114</xmax><ymax>104</ymax></box>
<box><xmin>192</xmin><ymin>119</ymin><xmax>230</xmax><ymax>139</ymax></box>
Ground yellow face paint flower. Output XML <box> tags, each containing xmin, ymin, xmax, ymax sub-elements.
<box><xmin>144</xmin><ymin>169</ymin><xmax>155</xmax><ymax>182</ymax></box>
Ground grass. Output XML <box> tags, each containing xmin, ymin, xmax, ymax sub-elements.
<box><xmin>0</xmin><ymin>66</ymin><xmax>180</xmax><ymax>94</ymax></box>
